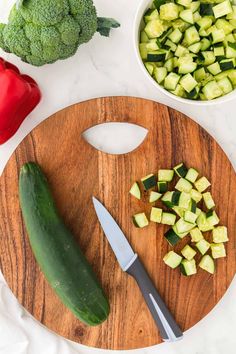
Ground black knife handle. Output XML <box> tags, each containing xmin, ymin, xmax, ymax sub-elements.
<box><xmin>126</xmin><ymin>256</ymin><xmax>183</xmax><ymax>342</ymax></box>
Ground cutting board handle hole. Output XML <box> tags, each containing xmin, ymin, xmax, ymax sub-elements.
<box><xmin>82</xmin><ymin>122</ymin><xmax>148</xmax><ymax>155</ymax></box>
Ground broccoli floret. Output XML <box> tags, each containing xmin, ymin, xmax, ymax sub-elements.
<box><xmin>3</xmin><ymin>25</ymin><xmax>30</xmax><ymax>58</ymax></box>
<box><xmin>20</xmin><ymin>0</ymin><xmax>70</xmax><ymax>26</ymax></box>
<box><xmin>0</xmin><ymin>0</ymin><xmax>120</xmax><ymax>66</ymax></box>
<box><xmin>0</xmin><ymin>24</ymin><xmax>10</xmax><ymax>52</ymax></box>
<box><xmin>9</xmin><ymin>5</ymin><xmax>25</xmax><ymax>26</ymax></box>
<box><xmin>57</xmin><ymin>16</ymin><xmax>80</xmax><ymax>46</ymax></box>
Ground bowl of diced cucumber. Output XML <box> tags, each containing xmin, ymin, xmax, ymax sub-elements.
<box><xmin>134</xmin><ymin>0</ymin><xmax>236</xmax><ymax>103</ymax></box>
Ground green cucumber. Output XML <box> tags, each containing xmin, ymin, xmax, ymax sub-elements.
<box><xmin>19</xmin><ymin>162</ymin><xmax>109</xmax><ymax>326</ymax></box>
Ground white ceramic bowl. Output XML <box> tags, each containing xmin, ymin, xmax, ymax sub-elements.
<box><xmin>134</xmin><ymin>0</ymin><xmax>236</xmax><ymax>105</ymax></box>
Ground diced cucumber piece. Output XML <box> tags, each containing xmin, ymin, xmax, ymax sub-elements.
<box><xmin>161</xmin><ymin>212</ymin><xmax>176</xmax><ymax>225</ymax></box>
<box><xmin>226</xmin><ymin>43</ymin><xmax>236</xmax><ymax>59</ymax></box>
<box><xmin>184</xmin><ymin>210</ymin><xmax>198</xmax><ymax>223</ymax></box>
<box><xmin>147</xmin><ymin>50</ymin><xmax>167</xmax><ymax>62</ymax></box>
<box><xmin>213</xmin><ymin>0</ymin><xmax>232</xmax><ymax>19</ymax></box>
<box><xmin>164</xmin><ymin>228</ymin><xmax>181</xmax><ymax>246</ymax></box>
<box><xmin>200</xmin><ymin>3</ymin><xmax>214</xmax><ymax>17</ymax></box>
<box><xmin>172</xmin><ymin>206</ymin><xmax>185</xmax><ymax>217</ymax></box>
<box><xmin>150</xmin><ymin>207</ymin><xmax>163</xmax><ymax>223</ymax></box>
<box><xmin>190</xmin><ymin>1</ymin><xmax>200</xmax><ymax>13</ymax></box>
<box><xmin>140</xmin><ymin>31</ymin><xmax>149</xmax><ymax>43</ymax></box>
<box><xmin>197</xmin><ymin>211</ymin><xmax>213</xmax><ymax>232</ymax></box>
<box><xmin>164</xmin><ymin>57</ymin><xmax>175</xmax><ymax>72</ymax></box>
<box><xmin>194</xmin><ymin>176</ymin><xmax>211</xmax><ymax>192</ymax></box>
<box><xmin>180</xmin><ymin>73</ymin><xmax>198</xmax><ymax>92</ymax></box>
<box><xmin>185</xmin><ymin>168</ymin><xmax>199</xmax><ymax>183</ymax></box>
<box><xmin>154</xmin><ymin>66</ymin><xmax>168</xmax><ymax>84</ymax></box>
<box><xmin>206</xmin><ymin>210</ymin><xmax>220</xmax><ymax>226</ymax></box>
<box><xmin>215</xmin><ymin>18</ymin><xmax>234</xmax><ymax>35</ymax></box>
<box><xmin>129</xmin><ymin>182</ymin><xmax>141</xmax><ymax>200</ymax></box>
<box><xmin>193</xmin><ymin>11</ymin><xmax>201</xmax><ymax>23</ymax></box>
<box><xmin>141</xmin><ymin>174</ymin><xmax>157</xmax><ymax>190</ymax></box>
<box><xmin>145</xmin><ymin>63</ymin><xmax>155</xmax><ymax>76</ymax></box>
<box><xmin>226</xmin><ymin>5</ymin><xmax>236</xmax><ymax>20</ymax></box>
<box><xmin>194</xmin><ymin>67</ymin><xmax>206</xmax><ymax>82</ymax></box>
<box><xmin>165</xmin><ymin>39</ymin><xmax>177</xmax><ymax>52</ymax></box>
<box><xmin>133</xmin><ymin>213</ymin><xmax>149</xmax><ymax>228</ymax></box>
<box><xmin>220</xmin><ymin>58</ymin><xmax>235</xmax><ymax>71</ymax></box>
<box><xmin>161</xmin><ymin>191</ymin><xmax>173</xmax><ymax>207</ymax></box>
<box><xmin>196</xmin><ymin>17</ymin><xmax>212</xmax><ymax>31</ymax></box>
<box><xmin>211</xmin><ymin>243</ymin><xmax>226</xmax><ymax>259</ymax></box>
<box><xmin>196</xmin><ymin>207</ymin><xmax>201</xmax><ymax>216</ymax></box>
<box><xmin>184</xmin><ymin>26</ymin><xmax>200</xmax><ymax>45</ymax></box>
<box><xmin>218</xmin><ymin>77</ymin><xmax>233</xmax><ymax>94</ymax></box>
<box><xmin>213</xmin><ymin>226</ymin><xmax>228</xmax><ymax>243</ymax></box>
<box><xmin>190</xmin><ymin>227</ymin><xmax>204</xmax><ymax>242</ymax></box>
<box><xmin>172</xmin><ymin>18</ymin><xmax>191</xmax><ymax>32</ymax></box>
<box><xmin>188</xmin><ymin>198</ymin><xmax>197</xmax><ymax>213</ymax></box>
<box><xmin>149</xmin><ymin>191</ymin><xmax>162</xmax><ymax>203</ymax></box>
<box><xmin>160</xmin><ymin>3</ymin><xmax>179</xmax><ymax>21</ymax></box>
<box><xmin>187</xmin><ymin>85</ymin><xmax>200</xmax><ymax>99</ymax></box>
<box><xmin>207</xmin><ymin>62</ymin><xmax>222</xmax><ymax>75</ymax></box>
<box><xmin>174</xmin><ymin>163</ymin><xmax>188</xmax><ymax>177</ymax></box>
<box><xmin>203</xmin><ymin>192</ymin><xmax>215</xmax><ymax>209</ymax></box>
<box><xmin>175</xmin><ymin>178</ymin><xmax>193</xmax><ymax>193</ymax></box>
<box><xmin>200</xmin><ymin>38</ymin><xmax>212</xmax><ymax>51</ymax></box>
<box><xmin>214</xmin><ymin>44</ymin><xmax>225</xmax><ymax>58</ymax></box>
<box><xmin>228</xmin><ymin>69</ymin><xmax>236</xmax><ymax>85</ymax></box>
<box><xmin>176</xmin><ymin>0</ymin><xmax>192</xmax><ymax>7</ymax></box>
<box><xmin>173</xmin><ymin>225</ymin><xmax>189</xmax><ymax>238</ymax></box>
<box><xmin>180</xmin><ymin>259</ymin><xmax>197</xmax><ymax>276</ymax></box>
<box><xmin>144</xmin><ymin>9</ymin><xmax>159</xmax><ymax>22</ymax></box>
<box><xmin>181</xmin><ymin>244</ymin><xmax>197</xmax><ymax>260</ymax></box>
<box><xmin>158</xmin><ymin>169</ymin><xmax>174</xmax><ymax>182</ymax></box>
<box><xmin>145</xmin><ymin>19</ymin><xmax>165</xmax><ymax>38</ymax></box>
<box><xmin>190</xmin><ymin>189</ymin><xmax>202</xmax><ymax>203</ymax></box>
<box><xmin>176</xmin><ymin>218</ymin><xmax>196</xmax><ymax>233</ymax></box>
<box><xmin>196</xmin><ymin>239</ymin><xmax>210</xmax><ymax>255</ymax></box>
<box><xmin>168</xmin><ymin>28</ymin><xmax>183</xmax><ymax>43</ymax></box>
<box><xmin>157</xmin><ymin>181</ymin><xmax>168</xmax><ymax>193</ymax></box>
<box><xmin>212</xmin><ymin>28</ymin><xmax>225</xmax><ymax>44</ymax></box>
<box><xmin>199</xmin><ymin>255</ymin><xmax>215</xmax><ymax>274</ymax></box>
<box><xmin>179</xmin><ymin>191</ymin><xmax>191</xmax><ymax>209</ymax></box>
<box><xmin>202</xmin><ymin>80</ymin><xmax>223</xmax><ymax>100</ymax></box>
<box><xmin>179</xmin><ymin>60</ymin><xmax>197</xmax><ymax>74</ymax></box>
<box><xmin>163</xmin><ymin>251</ymin><xmax>182</xmax><ymax>269</ymax></box>
<box><xmin>162</xmin><ymin>191</ymin><xmax>175</xmax><ymax>207</ymax></box>
<box><xmin>175</xmin><ymin>45</ymin><xmax>189</xmax><ymax>57</ymax></box>
<box><xmin>180</xmin><ymin>9</ymin><xmax>194</xmax><ymax>24</ymax></box>
<box><xmin>188</xmin><ymin>42</ymin><xmax>201</xmax><ymax>54</ymax></box>
<box><xmin>171</xmin><ymin>84</ymin><xmax>187</xmax><ymax>97</ymax></box>
<box><xmin>198</xmin><ymin>51</ymin><xmax>216</xmax><ymax>65</ymax></box>
<box><xmin>146</xmin><ymin>40</ymin><xmax>159</xmax><ymax>51</ymax></box>
<box><xmin>164</xmin><ymin>72</ymin><xmax>181</xmax><ymax>90</ymax></box>
<box><xmin>139</xmin><ymin>43</ymin><xmax>148</xmax><ymax>60</ymax></box>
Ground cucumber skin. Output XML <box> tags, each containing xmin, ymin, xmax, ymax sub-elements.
<box><xmin>19</xmin><ymin>162</ymin><xmax>109</xmax><ymax>326</ymax></box>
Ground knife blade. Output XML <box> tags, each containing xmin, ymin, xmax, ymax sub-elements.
<box><xmin>92</xmin><ymin>197</ymin><xmax>183</xmax><ymax>342</ymax></box>
<box><xmin>92</xmin><ymin>197</ymin><xmax>137</xmax><ymax>271</ymax></box>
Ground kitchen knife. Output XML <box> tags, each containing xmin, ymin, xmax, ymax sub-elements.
<box><xmin>92</xmin><ymin>197</ymin><xmax>183</xmax><ymax>342</ymax></box>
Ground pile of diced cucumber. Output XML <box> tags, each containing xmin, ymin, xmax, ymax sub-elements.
<box><xmin>129</xmin><ymin>163</ymin><xmax>228</xmax><ymax>276</ymax></box>
<box><xmin>139</xmin><ymin>0</ymin><xmax>236</xmax><ymax>100</ymax></box>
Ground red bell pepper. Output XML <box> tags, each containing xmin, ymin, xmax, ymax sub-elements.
<box><xmin>0</xmin><ymin>58</ymin><xmax>41</xmax><ymax>145</ymax></box>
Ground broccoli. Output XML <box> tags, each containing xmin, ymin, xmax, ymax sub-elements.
<box><xmin>0</xmin><ymin>0</ymin><xmax>120</xmax><ymax>66</ymax></box>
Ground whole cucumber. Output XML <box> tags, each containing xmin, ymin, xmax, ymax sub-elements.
<box><xmin>19</xmin><ymin>162</ymin><xmax>109</xmax><ymax>326</ymax></box>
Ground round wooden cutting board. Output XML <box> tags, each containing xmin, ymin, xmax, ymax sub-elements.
<box><xmin>0</xmin><ymin>97</ymin><xmax>235</xmax><ymax>350</ymax></box>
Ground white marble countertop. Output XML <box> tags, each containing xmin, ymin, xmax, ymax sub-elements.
<box><xmin>0</xmin><ymin>1</ymin><xmax>236</xmax><ymax>354</ymax></box>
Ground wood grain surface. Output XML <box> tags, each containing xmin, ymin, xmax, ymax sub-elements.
<box><xmin>0</xmin><ymin>97</ymin><xmax>235</xmax><ymax>350</ymax></box>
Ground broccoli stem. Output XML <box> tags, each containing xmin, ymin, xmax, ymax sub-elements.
<box><xmin>97</xmin><ymin>17</ymin><xmax>120</xmax><ymax>37</ymax></box>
